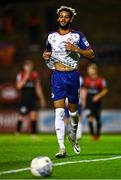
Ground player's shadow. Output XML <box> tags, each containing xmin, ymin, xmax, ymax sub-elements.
<box><xmin>52</xmin><ymin>153</ymin><xmax>121</xmax><ymax>160</ymax></box>
<box><xmin>51</xmin><ymin>155</ymin><xmax>78</xmax><ymax>161</ymax></box>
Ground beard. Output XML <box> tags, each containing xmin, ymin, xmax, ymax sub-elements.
<box><xmin>59</xmin><ymin>21</ymin><xmax>71</xmax><ymax>30</ymax></box>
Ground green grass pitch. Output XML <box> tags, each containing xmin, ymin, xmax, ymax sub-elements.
<box><xmin>0</xmin><ymin>134</ymin><xmax>121</xmax><ymax>179</ymax></box>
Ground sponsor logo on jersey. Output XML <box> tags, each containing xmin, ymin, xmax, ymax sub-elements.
<box><xmin>82</xmin><ymin>37</ymin><xmax>89</xmax><ymax>47</ymax></box>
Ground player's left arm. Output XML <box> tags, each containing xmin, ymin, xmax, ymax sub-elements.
<box><xmin>93</xmin><ymin>88</ymin><xmax>108</xmax><ymax>102</ymax></box>
<box><xmin>43</xmin><ymin>35</ymin><xmax>52</xmax><ymax>61</ymax></box>
<box><xmin>65</xmin><ymin>32</ymin><xmax>95</xmax><ymax>59</ymax></box>
<box><xmin>76</xmin><ymin>47</ymin><xmax>95</xmax><ymax>59</ymax></box>
<box><xmin>66</xmin><ymin>42</ymin><xmax>94</xmax><ymax>59</ymax></box>
<box><xmin>35</xmin><ymin>78</ymin><xmax>46</xmax><ymax>108</ymax></box>
<box><xmin>93</xmin><ymin>79</ymin><xmax>108</xmax><ymax>102</ymax></box>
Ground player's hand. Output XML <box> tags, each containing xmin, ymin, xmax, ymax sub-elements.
<box><xmin>92</xmin><ymin>95</ymin><xmax>100</xmax><ymax>102</ymax></box>
<box><xmin>65</xmin><ymin>42</ymin><xmax>77</xmax><ymax>52</ymax></box>
<box><xmin>42</xmin><ymin>51</ymin><xmax>52</xmax><ymax>60</ymax></box>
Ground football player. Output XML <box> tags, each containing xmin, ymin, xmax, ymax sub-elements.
<box><xmin>83</xmin><ymin>63</ymin><xmax>108</xmax><ymax>140</ymax></box>
<box><xmin>43</xmin><ymin>6</ymin><xmax>95</xmax><ymax>158</ymax></box>
<box><xmin>16</xmin><ymin>60</ymin><xmax>46</xmax><ymax>137</ymax></box>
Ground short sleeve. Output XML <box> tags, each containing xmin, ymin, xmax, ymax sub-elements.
<box><xmin>32</xmin><ymin>72</ymin><xmax>39</xmax><ymax>81</ymax></box>
<box><xmin>101</xmin><ymin>79</ymin><xmax>107</xmax><ymax>88</ymax></box>
<box><xmin>78</xmin><ymin>32</ymin><xmax>91</xmax><ymax>50</ymax></box>
<box><xmin>46</xmin><ymin>34</ymin><xmax>52</xmax><ymax>51</ymax></box>
<box><xmin>16</xmin><ymin>73</ymin><xmax>22</xmax><ymax>82</ymax></box>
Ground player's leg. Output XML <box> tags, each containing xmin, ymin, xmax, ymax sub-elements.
<box><xmin>64</xmin><ymin>107</ymin><xmax>71</xmax><ymax>135</ymax></box>
<box><xmin>89</xmin><ymin>105</ymin><xmax>101</xmax><ymax>140</ymax></box>
<box><xmin>86</xmin><ymin>105</ymin><xmax>96</xmax><ymax>138</ymax></box>
<box><xmin>51</xmin><ymin>70</ymin><xmax>67</xmax><ymax>158</ymax></box>
<box><xmin>68</xmin><ymin>70</ymin><xmax>79</xmax><ymax>141</ymax></box>
<box><xmin>29</xmin><ymin>111</ymin><xmax>38</xmax><ymax>136</ymax></box>
<box><xmin>54</xmin><ymin>99</ymin><xmax>66</xmax><ymax>158</ymax></box>
<box><xmin>67</xmin><ymin>70</ymin><xmax>80</xmax><ymax>154</ymax></box>
<box><xmin>76</xmin><ymin>104</ymin><xmax>83</xmax><ymax>140</ymax></box>
<box><xmin>87</xmin><ymin>114</ymin><xmax>95</xmax><ymax>137</ymax></box>
<box><xmin>16</xmin><ymin>106</ymin><xmax>27</xmax><ymax>134</ymax></box>
<box><xmin>68</xmin><ymin>103</ymin><xmax>78</xmax><ymax>141</ymax></box>
<box><xmin>16</xmin><ymin>114</ymin><xmax>24</xmax><ymax>134</ymax></box>
<box><xmin>95</xmin><ymin>109</ymin><xmax>101</xmax><ymax>138</ymax></box>
<box><xmin>76</xmin><ymin>117</ymin><xmax>82</xmax><ymax>140</ymax></box>
<box><xmin>68</xmin><ymin>103</ymin><xmax>80</xmax><ymax>154</ymax></box>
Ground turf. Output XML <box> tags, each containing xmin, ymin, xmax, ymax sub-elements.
<box><xmin>0</xmin><ymin>134</ymin><xmax>121</xmax><ymax>179</ymax></box>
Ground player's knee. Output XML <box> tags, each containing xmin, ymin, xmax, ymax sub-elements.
<box><xmin>54</xmin><ymin>99</ymin><xmax>65</xmax><ymax>109</ymax></box>
<box><xmin>69</xmin><ymin>110</ymin><xmax>78</xmax><ymax>117</ymax></box>
<box><xmin>68</xmin><ymin>104</ymin><xmax>78</xmax><ymax>112</ymax></box>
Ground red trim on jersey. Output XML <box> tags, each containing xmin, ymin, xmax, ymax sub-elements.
<box><xmin>17</xmin><ymin>71</ymin><xmax>39</xmax><ymax>82</ymax></box>
<box><xmin>84</xmin><ymin>76</ymin><xmax>107</xmax><ymax>90</ymax></box>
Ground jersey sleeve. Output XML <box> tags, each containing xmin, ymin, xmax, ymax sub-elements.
<box><xmin>46</xmin><ymin>34</ymin><xmax>52</xmax><ymax>51</ymax></box>
<box><xmin>16</xmin><ymin>73</ymin><xmax>22</xmax><ymax>82</ymax></box>
<box><xmin>78</xmin><ymin>32</ymin><xmax>91</xmax><ymax>50</ymax></box>
<box><xmin>32</xmin><ymin>72</ymin><xmax>39</xmax><ymax>81</ymax></box>
<box><xmin>101</xmin><ymin>78</ymin><xmax>107</xmax><ymax>89</ymax></box>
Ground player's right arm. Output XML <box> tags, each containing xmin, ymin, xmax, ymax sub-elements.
<box><xmin>16</xmin><ymin>72</ymin><xmax>30</xmax><ymax>90</ymax></box>
<box><xmin>42</xmin><ymin>51</ymin><xmax>52</xmax><ymax>61</ymax></box>
<box><xmin>42</xmin><ymin>35</ymin><xmax>52</xmax><ymax>61</ymax></box>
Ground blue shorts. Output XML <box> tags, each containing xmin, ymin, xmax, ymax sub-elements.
<box><xmin>51</xmin><ymin>70</ymin><xmax>80</xmax><ymax>104</ymax></box>
<box><xmin>65</xmin><ymin>104</ymin><xmax>82</xmax><ymax>118</ymax></box>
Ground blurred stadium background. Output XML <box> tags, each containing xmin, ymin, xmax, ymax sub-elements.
<box><xmin>0</xmin><ymin>0</ymin><xmax>121</xmax><ymax>134</ymax></box>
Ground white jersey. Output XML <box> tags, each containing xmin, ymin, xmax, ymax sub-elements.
<box><xmin>45</xmin><ymin>30</ymin><xmax>91</xmax><ymax>69</ymax></box>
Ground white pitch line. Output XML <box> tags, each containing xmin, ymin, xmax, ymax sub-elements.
<box><xmin>54</xmin><ymin>156</ymin><xmax>121</xmax><ymax>166</ymax></box>
<box><xmin>0</xmin><ymin>167</ymin><xmax>30</xmax><ymax>175</ymax></box>
<box><xmin>0</xmin><ymin>156</ymin><xmax>121</xmax><ymax>176</ymax></box>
